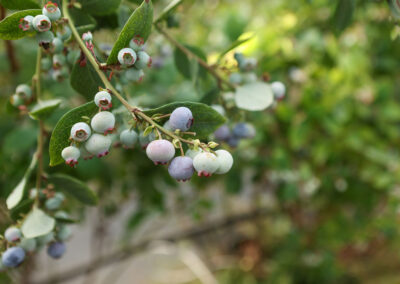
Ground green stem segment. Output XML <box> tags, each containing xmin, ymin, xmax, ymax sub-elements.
<box><xmin>63</xmin><ymin>0</ymin><xmax>204</xmax><ymax>149</ymax></box>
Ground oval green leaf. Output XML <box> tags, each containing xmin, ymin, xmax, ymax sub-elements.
<box><xmin>0</xmin><ymin>9</ymin><xmax>41</xmax><ymax>40</ymax></box>
<box><xmin>106</xmin><ymin>0</ymin><xmax>153</xmax><ymax>65</ymax></box>
<box><xmin>48</xmin><ymin>174</ymin><xmax>98</xmax><ymax>206</ymax></box>
<box><xmin>29</xmin><ymin>99</ymin><xmax>62</xmax><ymax>120</ymax></box>
<box><xmin>78</xmin><ymin>0</ymin><xmax>122</xmax><ymax>16</ymax></box>
<box><xmin>70</xmin><ymin>61</ymin><xmax>104</xmax><ymax>100</ymax></box>
<box><xmin>143</xmin><ymin>102</ymin><xmax>226</xmax><ymax>138</ymax></box>
<box><xmin>49</xmin><ymin>102</ymin><xmax>98</xmax><ymax>166</ymax></box>
<box><xmin>69</xmin><ymin>7</ymin><xmax>97</xmax><ymax>33</ymax></box>
<box><xmin>21</xmin><ymin>208</ymin><xmax>55</xmax><ymax>238</ymax></box>
<box><xmin>0</xmin><ymin>0</ymin><xmax>40</xmax><ymax>10</ymax></box>
<box><xmin>235</xmin><ymin>82</ymin><xmax>274</xmax><ymax>111</ymax></box>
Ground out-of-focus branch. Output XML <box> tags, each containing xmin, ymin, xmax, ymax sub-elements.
<box><xmin>0</xmin><ymin>6</ymin><xmax>19</xmax><ymax>73</ymax></box>
<box><xmin>33</xmin><ymin>208</ymin><xmax>271</xmax><ymax>284</ymax></box>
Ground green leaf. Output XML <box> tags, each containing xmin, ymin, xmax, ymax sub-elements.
<box><xmin>106</xmin><ymin>0</ymin><xmax>153</xmax><ymax>65</ymax></box>
<box><xmin>78</xmin><ymin>0</ymin><xmax>122</xmax><ymax>16</ymax></box>
<box><xmin>0</xmin><ymin>9</ymin><xmax>41</xmax><ymax>40</ymax></box>
<box><xmin>10</xmin><ymin>199</ymin><xmax>34</xmax><ymax>221</ymax></box>
<box><xmin>48</xmin><ymin>174</ymin><xmax>98</xmax><ymax>206</ymax></box>
<box><xmin>174</xmin><ymin>45</ymin><xmax>207</xmax><ymax>80</ymax></box>
<box><xmin>21</xmin><ymin>208</ymin><xmax>55</xmax><ymax>238</ymax></box>
<box><xmin>143</xmin><ymin>101</ymin><xmax>226</xmax><ymax>138</ymax></box>
<box><xmin>6</xmin><ymin>156</ymin><xmax>37</xmax><ymax>210</ymax></box>
<box><xmin>70</xmin><ymin>61</ymin><xmax>104</xmax><ymax>100</ymax></box>
<box><xmin>69</xmin><ymin>7</ymin><xmax>97</xmax><ymax>33</ymax></box>
<box><xmin>154</xmin><ymin>0</ymin><xmax>183</xmax><ymax>23</ymax></box>
<box><xmin>29</xmin><ymin>99</ymin><xmax>62</xmax><ymax>120</ymax></box>
<box><xmin>332</xmin><ymin>0</ymin><xmax>355</xmax><ymax>33</ymax></box>
<box><xmin>0</xmin><ymin>0</ymin><xmax>40</xmax><ymax>10</ymax></box>
<box><xmin>49</xmin><ymin>102</ymin><xmax>98</xmax><ymax>166</ymax></box>
<box><xmin>218</xmin><ymin>35</ymin><xmax>253</xmax><ymax>62</ymax></box>
<box><xmin>235</xmin><ymin>82</ymin><xmax>274</xmax><ymax>111</ymax></box>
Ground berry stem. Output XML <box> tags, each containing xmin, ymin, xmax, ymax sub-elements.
<box><xmin>35</xmin><ymin>121</ymin><xmax>45</xmax><ymax>206</ymax></box>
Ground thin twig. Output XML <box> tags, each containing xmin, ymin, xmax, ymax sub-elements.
<box><xmin>0</xmin><ymin>6</ymin><xmax>20</xmax><ymax>73</ymax></box>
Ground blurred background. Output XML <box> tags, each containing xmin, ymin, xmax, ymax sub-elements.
<box><xmin>2</xmin><ymin>0</ymin><xmax>400</xmax><ymax>283</ymax></box>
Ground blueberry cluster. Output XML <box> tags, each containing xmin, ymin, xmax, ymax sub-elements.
<box><xmin>9</xmin><ymin>84</ymin><xmax>33</xmax><ymax>110</ymax></box>
<box><xmin>62</xmin><ymin>90</ymin><xmax>116</xmax><ymax>167</ymax></box>
<box><xmin>117</xmin><ymin>36</ymin><xmax>152</xmax><ymax>83</ymax></box>
<box><xmin>1</xmin><ymin>190</ymin><xmax>72</xmax><ymax>269</ymax></box>
<box><xmin>214</xmin><ymin>122</ymin><xmax>256</xmax><ymax>148</ymax></box>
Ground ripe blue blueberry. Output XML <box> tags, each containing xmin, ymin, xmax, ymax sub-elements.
<box><xmin>134</xmin><ymin>51</ymin><xmax>152</xmax><ymax>69</ymax></box>
<box><xmin>70</xmin><ymin>122</ymin><xmax>91</xmax><ymax>142</ymax></box>
<box><xmin>169</xmin><ymin>107</ymin><xmax>193</xmax><ymax>131</ymax></box>
<box><xmin>146</xmin><ymin>139</ymin><xmax>175</xmax><ymax>165</ymax></box>
<box><xmin>91</xmin><ymin>111</ymin><xmax>116</xmax><ymax>135</ymax></box>
<box><xmin>118</xmin><ymin>48</ymin><xmax>137</xmax><ymax>67</ymax></box>
<box><xmin>271</xmin><ymin>81</ymin><xmax>286</xmax><ymax>100</ymax></box>
<box><xmin>129</xmin><ymin>36</ymin><xmax>145</xmax><ymax>51</ymax></box>
<box><xmin>33</xmin><ymin>15</ymin><xmax>51</xmax><ymax>32</ymax></box>
<box><xmin>47</xmin><ymin>242</ymin><xmax>66</xmax><ymax>259</ymax></box>
<box><xmin>61</xmin><ymin>146</ymin><xmax>80</xmax><ymax>167</ymax></box>
<box><xmin>19</xmin><ymin>15</ymin><xmax>34</xmax><ymax>31</ymax></box>
<box><xmin>51</xmin><ymin>38</ymin><xmax>64</xmax><ymax>54</ymax></box>
<box><xmin>16</xmin><ymin>84</ymin><xmax>32</xmax><ymax>100</ymax></box>
<box><xmin>120</xmin><ymin>129</ymin><xmax>138</xmax><ymax>149</ymax></box>
<box><xmin>36</xmin><ymin>31</ymin><xmax>54</xmax><ymax>45</ymax></box>
<box><xmin>214</xmin><ymin>150</ymin><xmax>233</xmax><ymax>174</ymax></box>
<box><xmin>126</xmin><ymin>68</ymin><xmax>144</xmax><ymax>83</ymax></box>
<box><xmin>94</xmin><ymin>91</ymin><xmax>112</xmax><ymax>110</ymax></box>
<box><xmin>4</xmin><ymin>227</ymin><xmax>21</xmax><ymax>242</ymax></box>
<box><xmin>214</xmin><ymin>125</ymin><xmax>231</xmax><ymax>141</ymax></box>
<box><xmin>232</xmin><ymin>123</ymin><xmax>255</xmax><ymax>139</ymax></box>
<box><xmin>43</xmin><ymin>1</ymin><xmax>61</xmax><ymax>21</ymax></box>
<box><xmin>168</xmin><ymin>156</ymin><xmax>194</xmax><ymax>181</ymax></box>
<box><xmin>2</xmin><ymin>247</ymin><xmax>25</xmax><ymax>268</ymax></box>
<box><xmin>20</xmin><ymin>238</ymin><xmax>37</xmax><ymax>252</ymax></box>
<box><xmin>193</xmin><ymin>152</ymin><xmax>220</xmax><ymax>177</ymax></box>
<box><xmin>85</xmin><ymin>133</ymin><xmax>112</xmax><ymax>158</ymax></box>
<box><xmin>227</xmin><ymin>136</ymin><xmax>240</xmax><ymax>148</ymax></box>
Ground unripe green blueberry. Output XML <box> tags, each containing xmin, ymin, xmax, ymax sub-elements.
<box><xmin>43</xmin><ymin>1</ymin><xmax>61</xmax><ymax>21</ymax></box>
<box><xmin>20</xmin><ymin>238</ymin><xmax>37</xmax><ymax>252</ymax></box>
<box><xmin>146</xmin><ymin>139</ymin><xmax>175</xmax><ymax>165</ymax></box>
<box><xmin>185</xmin><ymin>148</ymin><xmax>203</xmax><ymax>159</ymax></box>
<box><xmin>4</xmin><ymin>227</ymin><xmax>21</xmax><ymax>242</ymax></box>
<box><xmin>41</xmin><ymin>57</ymin><xmax>52</xmax><ymax>71</ymax></box>
<box><xmin>193</xmin><ymin>152</ymin><xmax>219</xmax><ymax>177</ymax></box>
<box><xmin>120</xmin><ymin>129</ymin><xmax>138</xmax><ymax>149</ymax></box>
<box><xmin>94</xmin><ymin>91</ymin><xmax>112</xmax><ymax>110</ymax></box>
<box><xmin>129</xmin><ymin>36</ymin><xmax>145</xmax><ymax>51</ymax></box>
<box><xmin>51</xmin><ymin>37</ymin><xmax>64</xmax><ymax>54</ymax></box>
<box><xmin>134</xmin><ymin>51</ymin><xmax>152</xmax><ymax>69</ymax></box>
<box><xmin>168</xmin><ymin>156</ymin><xmax>194</xmax><ymax>181</ymax></box>
<box><xmin>19</xmin><ymin>15</ymin><xmax>34</xmax><ymax>31</ymax></box>
<box><xmin>271</xmin><ymin>81</ymin><xmax>286</xmax><ymax>100</ymax></box>
<box><xmin>241</xmin><ymin>58</ymin><xmax>257</xmax><ymax>71</ymax></box>
<box><xmin>47</xmin><ymin>242</ymin><xmax>66</xmax><ymax>259</ymax></box>
<box><xmin>45</xmin><ymin>197</ymin><xmax>62</xmax><ymax>211</ymax></box>
<box><xmin>10</xmin><ymin>94</ymin><xmax>24</xmax><ymax>107</ymax></box>
<box><xmin>61</xmin><ymin>145</ymin><xmax>80</xmax><ymax>167</ymax></box>
<box><xmin>214</xmin><ymin>149</ymin><xmax>233</xmax><ymax>174</ymax></box>
<box><xmin>85</xmin><ymin>133</ymin><xmax>112</xmax><ymax>158</ymax></box>
<box><xmin>70</xmin><ymin>122</ymin><xmax>91</xmax><ymax>142</ymax></box>
<box><xmin>52</xmin><ymin>68</ymin><xmax>66</xmax><ymax>82</ymax></box>
<box><xmin>2</xmin><ymin>247</ymin><xmax>25</xmax><ymax>268</ymax></box>
<box><xmin>126</xmin><ymin>68</ymin><xmax>144</xmax><ymax>83</ymax></box>
<box><xmin>54</xmin><ymin>192</ymin><xmax>65</xmax><ymax>202</ymax></box>
<box><xmin>57</xmin><ymin>26</ymin><xmax>71</xmax><ymax>41</ymax></box>
<box><xmin>16</xmin><ymin>84</ymin><xmax>32</xmax><ymax>100</ymax></box>
<box><xmin>36</xmin><ymin>31</ymin><xmax>54</xmax><ymax>45</ymax></box>
<box><xmin>242</xmin><ymin>72</ymin><xmax>258</xmax><ymax>84</ymax></box>
<box><xmin>234</xmin><ymin>52</ymin><xmax>245</xmax><ymax>66</ymax></box>
<box><xmin>57</xmin><ymin>225</ymin><xmax>71</xmax><ymax>241</ymax></box>
<box><xmin>82</xmin><ymin>32</ymin><xmax>92</xmax><ymax>42</ymax></box>
<box><xmin>53</xmin><ymin>54</ymin><xmax>66</xmax><ymax>69</ymax></box>
<box><xmin>54</xmin><ymin>211</ymin><xmax>70</xmax><ymax>220</ymax></box>
<box><xmin>118</xmin><ymin>48</ymin><xmax>137</xmax><ymax>67</ymax></box>
<box><xmin>33</xmin><ymin>15</ymin><xmax>51</xmax><ymax>32</ymax></box>
<box><xmin>139</xmin><ymin>131</ymin><xmax>155</xmax><ymax>149</ymax></box>
<box><xmin>229</xmin><ymin>72</ymin><xmax>242</xmax><ymax>85</ymax></box>
<box><xmin>214</xmin><ymin>125</ymin><xmax>231</xmax><ymax>141</ymax></box>
<box><xmin>67</xmin><ymin>50</ymin><xmax>80</xmax><ymax>65</ymax></box>
<box><xmin>91</xmin><ymin>111</ymin><xmax>115</xmax><ymax>135</ymax></box>
<box><xmin>36</xmin><ymin>232</ymin><xmax>54</xmax><ymax>247</ymax></box>
<box><xmin>169</xmin><ymin>107</ymin><xmax>194</xmax><ymax>131</ymax></box>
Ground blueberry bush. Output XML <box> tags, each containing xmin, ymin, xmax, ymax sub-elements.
<box><xmin>1</xmin><ymin>0</ymin><xmax>400</xmax><ymax>283</ymax></box>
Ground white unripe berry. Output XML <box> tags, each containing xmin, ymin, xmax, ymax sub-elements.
<box><xmin>61</xmin><ymin>146</ymin><xmax>80</xmax><ymax>167</ymax></box>
<box><xmin>70</xmin><ymin>122</ymin><xmax>91</xmax><ymax>142</ymax></box>
<box><xmin>134</xmin><ymin>51</ymin><xmax>152</xmax><ymax>69</ymax></box>
<box><xmin>139</xmin><ymin>131</ymin><xmax>155</xmax><ymax>149</ymax></box>
<box><xmin>91</xmin><ymin>111</ymin><xmax>115</xmax><ymax>135</ymax></box>
<box><xmin>193</xmin><ymin>152</ymin><xmax>219</xmax><ymax>177</ymax></box>
<box><xmin>42</xmin><ymin>1</ymin><xmax>61</xmax><ymax>21</ymax></box>
<box><xmin>185</xmin><ymin>148</ymin><xmax>203</xmax><ymax>160</ymax></box>
<box><xmin>271</xmin><ymin>81</ymin><xmax>286</xmax><ymax>100</ymax></box>
<box><xmin>10</xmin><ymin>94</ymin><xmax>24</xmax><ymax>107</ymax></box>
<box><xmin>16</xmin><ymin>84</ymin><xmax>32</xmax><ymax>100</ymax></box>
<box><xmin>129</xmin><ymin>36</ymin><xmax>144</xmax><ymax>51</ymax></box>
<box><xmin>214</xmin><ymin>150</ymin><xmax>233</xmax><ymax>174</ymax></box>
<box><xmin>85</xmin><ymin>133</ymin><xmax>112</xmax><ymax>158</ymax></box>
<box><xmin>4</xmin><ymin>227</ymin><xmax>21</xmax><ymax>242</ymax></box>
<box><xmin>82</xmin><ymin>32</ymin><xmax>92</xmax><ymax>42</ymax></box>
<box><xmin>33</xmin><ymin>15</ymin><xmax>51</xmax><ymax>32</ymax></box>
<box><xmin>94</xmin><ymin>91</ymin><xmax>112</xmax><ymax>110</ymax></box>
<box><xmin>57</xmin><ymin>26</ymin><xmax>71</xmax><ymax>41</ymax></box>
<box><xmin>126</xmin><ymin>68</ymin><xmax>144</xmax><ymax>83</ymax></box>
<box><xmin>36</xmin><ymin>31</ymin><xmax>54</xmax><ymax>45</ymax></box>
<box><xmin>120</xmin><ymin>129</ymin><xmax>138</xmax><ymax>149</ymax></box>
<box><xmin>118</xmin><ymin>48</ymin><xmax>137</xmax><ymax>66</ymax></box>
<box><xmin>20</xmin><ymin>238</ymin><xmax>37</xmax><ymax>252</ymax></box>
<box><xmin>146</xmin><ymin>139</ymin><xmax>175</xmax><ymax>165</ymax></box>
<box><xmin>19</xmin><ymin>16</ymin><xmax>34</xmax><ymax>31</ymax></box>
